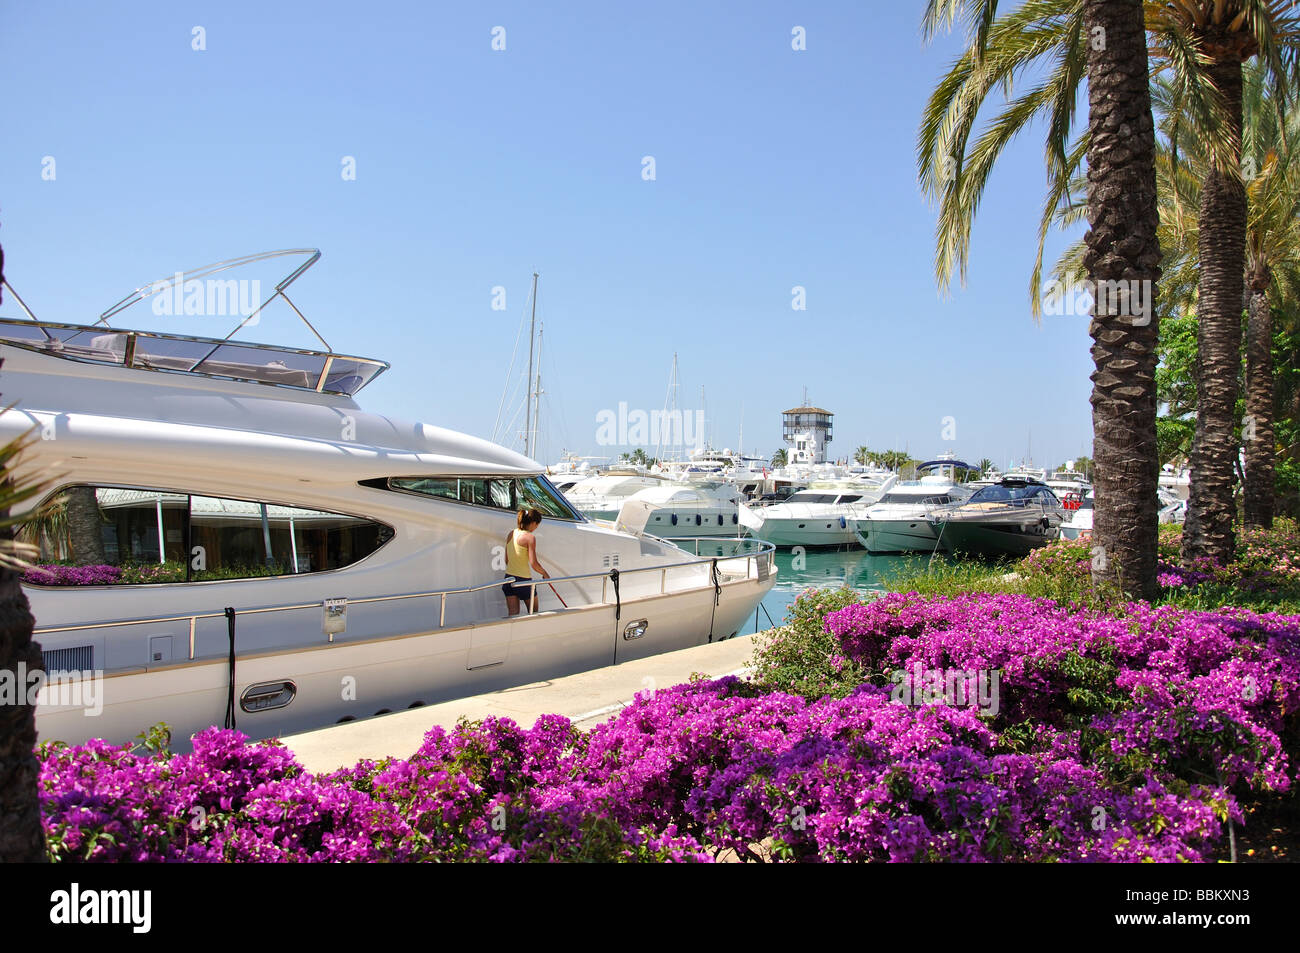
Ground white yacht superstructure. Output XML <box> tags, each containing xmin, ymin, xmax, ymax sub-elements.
<box><xmin>851</xmin><ymin>476</ymin><xmax>972</xmax><ymax>554</ymax></box>
<box><xmin>0</xmin><ymin>251</ymin><xmax>776</xmax><ymax>749</ymax></box>
<box><xmin>613</xmin><ymin>481</ymin><xmax>743</xmax><ymax>538</ymax></box>
<box><xmin>561</xmin><ymin>471</ymin><xmax>666</xmax><ymax>520</ymax></box>
<box><xmin>740</xmin><ymin>475</ymin><xmax>897</xmax><ymax>547</ymax></box>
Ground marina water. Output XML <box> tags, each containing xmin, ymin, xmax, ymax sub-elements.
<box><xmin>681</xmin><ymin>545</ymin><xmax>924</xmax><ymax>638</ymax></box>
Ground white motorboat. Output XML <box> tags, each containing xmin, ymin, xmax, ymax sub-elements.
<box><xmin>1059</xmin><ymin>490</ymin><xmax>1094</xmax><ymax>541</ymax></box>
<box><xmin>929</xmin><ymin>478</ymin><xmax>1066</xmax><ymax>557</ymax></box>
<box><xmin>851</xmin><ymin>465</ymin><xmax>974</xmax><ymax>554</ymax></box>
<box><xmin>614</xmin><ymin>481</ymin><xmax>743</xmax><ymax>538</ymax></box>
<box><xmin>740</xmin><ymin>475</ymin><xmax>897</xmax><ymax>548</ymax></box>
<box><xmin>0</xmin><ymin>250</ymin><xmax>776</xmax><ymax>749</ymax></box>
<box><xmin>561</xmin><ymin>470</ymin><xmax>666</xmax><ymax>520</ymax></box>
<box><xmin>1159</xmin><ymin>464</ymin><xmax>1191</xmax><ymax>501</ymax></box>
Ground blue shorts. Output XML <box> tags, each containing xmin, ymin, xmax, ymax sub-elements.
<box><xmin>502</xmin><ymin>575</ymin><xmax>533</xmax><ymax>600</ymax></box>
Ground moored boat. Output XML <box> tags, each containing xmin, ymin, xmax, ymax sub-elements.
<box><xmin>0</xmin><ymin>250</ymin><xmax>776</xmax><ymax>749</ymax></box>
<box><xmin>928</xmin><ymin>478</ymin><xmax>1065</xmax><ymax>558</ymax></box>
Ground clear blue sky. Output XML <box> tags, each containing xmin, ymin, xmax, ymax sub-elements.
<box><xmin>1</xmin><ymin>0</ymin><xmax>1095</xmax><ymax>470</ymax></box>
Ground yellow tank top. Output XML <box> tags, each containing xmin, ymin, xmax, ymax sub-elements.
<box><xmin>506</xmin><ymin>531</ymin><xmax>532</xmax><ymax>577</ymax></box>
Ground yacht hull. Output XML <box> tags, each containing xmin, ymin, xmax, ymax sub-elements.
<box><xmin>935</xmin><ymin>520</ymin><xmax>1059</xmax><ymax>558</ymax></box>
<box><xmin>34</xmin><ymin>572</ymin><xmax>775</xmax><ymax>750</ymax></box>
<box><xmin>751</xmin><ymin>517</ymin><xmax>859</xmax><ymax>548</ymax></box>
<box><xmin>854</xmin><ymin>517</ymin><xmax>941</xmax><ymax>554</ymax></box>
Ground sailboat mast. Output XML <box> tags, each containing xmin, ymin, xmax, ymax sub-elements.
<box><xmin>524</xmin><ymin>272</ymin><xmax>538</xmax><ymax>458</ymax></box>
<box><xmin>531</xmin><ymin>323</ymin><xmax>544</xmax><ymax>462</ymax></box>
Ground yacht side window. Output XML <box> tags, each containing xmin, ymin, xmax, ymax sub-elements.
<box><xmin>387</xmin><ymin>475</ymin><xmax>583</xmax><ymax>521</ymax></box>
<box><xmin>21</xmin><ymin>485</ymin><xmax>392</xmax><ymax>586</ymax></box>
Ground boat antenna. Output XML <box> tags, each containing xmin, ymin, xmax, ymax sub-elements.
<box><xmin>524</xmin><ymin>272</ymin><xmax>539</xmax><ymax>459</ymax></box>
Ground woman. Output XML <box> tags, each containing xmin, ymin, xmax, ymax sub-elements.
<box><xmin>502</xmin><ymin>507</ymin><xmax>550</xmax><ymax>615</ymax></box>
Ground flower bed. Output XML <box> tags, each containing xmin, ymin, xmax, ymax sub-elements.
<box><xmin>39</xmin><ymin>590</ymin><xmax>1299</xmax><ymax>863</ymax></box>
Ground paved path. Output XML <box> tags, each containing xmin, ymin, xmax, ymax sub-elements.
<box><xmin>281</xmin><ymin>632</ymin><xmax>766</xmax><ymax>774</ymax></box>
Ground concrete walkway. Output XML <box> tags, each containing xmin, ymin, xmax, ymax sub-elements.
<box><xmin>281</xmin><ymin>632</ymin><xmax>766</xmax><ymax>774</ymax></box>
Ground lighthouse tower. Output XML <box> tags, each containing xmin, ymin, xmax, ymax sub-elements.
<box><xmin>782</xmin><ymin>402</ymin><xmax>833</xmax><ymax>464</ymax></box>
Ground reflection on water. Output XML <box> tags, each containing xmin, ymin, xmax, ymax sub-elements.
<box><xmin>672</xmin><ymin>542</ymin><xmax>940</xmax><ymax>637</ymax></box>
<box><xmin>740</xmin><ymin>548</ymin><xmax>928</xmax><ymax>636</ymax></box>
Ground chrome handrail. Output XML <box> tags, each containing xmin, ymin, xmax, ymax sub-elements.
<box><xmin>31</xmin><ymin>538</ymin><xmax>775</xmax><ymax>641</ymax></box>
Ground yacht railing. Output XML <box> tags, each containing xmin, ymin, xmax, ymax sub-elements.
<box><xmin>0</xmin><ymin>250</ymin><xmax>391</xmax><ymax>396</ymax></box>
<box><xmin>926</xmin><ymin>497</ymin><xmax>1062</xmax><ymax>523</ymax></box>
<box><xmin>31</xmin><ymin>537</ymin><xmax>776</xmax><ymax>657</ymax></box>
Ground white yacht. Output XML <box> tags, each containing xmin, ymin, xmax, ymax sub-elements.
<box><xmin>614</xmin><ymin>481</ymin><xmax>743</xmax><ymax>538</ymax></box>
<box><xmin>739</xmin><ymin>475</ymin><xmax>897</xmax><ymax>548</ymax></box>
<box><xmin>0</xmin><ymin>251</ymin><xmax>775</xmax><ymax>749</ymax></box>
<box><xmin>1059</xmin><ymin>490</ymin><xmax>1094</xmax><ymax>541</ymax></box>
<box><xmin>1059</xmin><ymin>488</ymin><xmax>1184</xmax><ymax>542</ymax></box>
<box><xmin>929</xmin><ymin>478</ymin><xmax>1066</xmax><ymax>557</ymax></box>
<box><xmin>561</xmin><ymin>470</ymin><xmax>666</xmax><ymax>520</ymax></box>
<box><xmin>851</xmin><ymin>462</ymin><xmax>974</xmax><ymax>554</ymax></box>
<box><xmin>1159</xmin><ymin>464</ymin><xmax>1192</xmax><ymax>501</ymax></box>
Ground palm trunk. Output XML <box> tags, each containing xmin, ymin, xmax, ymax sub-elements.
<box><xmin>0</xmin><ymin>563</ymin><xmax>43</xmax><ymax>862</ymax></box>
<box><xmin>65</xmin><ymin>485</ymin><xmax>106</xmax><ymax>566</ymax></box>
<box><xmin>1081</xmin><ymin>0</ymin><xmax>1163</xmax><ymax>601</ymax></box>
<box><xmin>1243</xmin><ymin>273</ymin><xmax>1275</xmax><ymax>528</ymax></box>
<box><xmin>0</xmin><ymin>359</ymin><xmax>45</xmax><ymax>861</ymax></box>
<box><xmin>1182</xmin><ymin>59</ymin><xmax>1246</xmax><ymax>566</ymax></box>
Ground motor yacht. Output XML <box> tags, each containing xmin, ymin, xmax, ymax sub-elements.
<box><xmin>561</xmin><ymin>470</ymin><xmax>666</xmax><ymax>520</ymax></box>
<box><xmin>0</xmin><ymin>250</ymin><xmax>776</xmax><ymax>749</ymax></box>
<box><xmin>928</xmin><ymin>478</ymin><xmax>1065</xmax><ymax>557</ymax></box>
<box><xmin>851</xmin><ymin>462</ymin><xmax>974</xmax><ymax>554</ymax></box>
<box><xmin>613</xmin><ymin>481</ymin><xmax>743</xmax><ymax>538</ymax></box>
<box><xmin>739</xmin><ymin>475</ymin><xmax>897</xmax><ymax>548</ymax></box>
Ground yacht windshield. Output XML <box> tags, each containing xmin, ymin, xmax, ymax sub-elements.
<box><xmin>968</xmin><ymin>484</ymin><xmax>1058</xmax><ymax>505</ymax></box>
<box><xmin>787</xmin><ymin>493</ymin><xmax>838</xmax><ymax>504</ymax></box>
<box><xmin>878</xmin><ymin>492</ymin><xmax>953</xmax><ymax>505</ymax></box>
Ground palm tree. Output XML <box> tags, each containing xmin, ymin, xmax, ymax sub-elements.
<box><xmin>920</xmin><ymin>0</ymin><xmax>1163</xmax><ymax>598</ymax></box>
<box><xmin>0</xmin><ymin>243</ymin><xmax>46</xmax><ymax>862</ymax></box>
<box><xmin>770</xmin><ymin>448</ymin><xmax>787</xmax><ymax>468</ymax></box>
<box><xmin>977</xmin><ymin>457</ymin><xmax>995</xmax><ymax>475</ymax></box>
<box><xmin>1155</xmin><ymin>63</ymin><xmax>1300</xmax><ymax>529</ymax></box>
<box><xmin>1240</xmin><ymin>68</ymin><xmax>1300</xmax><ymax>526</ymax></box>
<box><xmin>854</xmin><ymin>445</ymin><xmax>871</xmax><ymax>466</ymax></box>
<box><xmin>1157</xmin><ymin>2</ymin><xmax>1300</xmax><ymax>564</ymax></box>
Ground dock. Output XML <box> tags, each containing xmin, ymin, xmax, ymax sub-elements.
<box><xmin>280</xmin><ymin>632</ymin><xmax>767</xmax><ymax>774</ymax></box>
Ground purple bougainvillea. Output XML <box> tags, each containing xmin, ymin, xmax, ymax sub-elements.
<box><xmin>36</xmin><ymin>588</ymin><xmax>1300</xmax><ymax>863</ymax></box>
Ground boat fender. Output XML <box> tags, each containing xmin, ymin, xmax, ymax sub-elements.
<box><xmin>717</xmin><ymin>514</ymin><xmax>723</xmax><ymax>526</ymax></box>
<box><xmin>671</xmin><ymin>514</ymin><xmax>678</xmax><ymax>526</ymax></box>
<box><xmin>839</xmin><ymin>516</ymin><xmax>847</xmax><ymax>529</ymax></box>
<box><xmin>610</xmin><ymin>568</ymin><xmax>621</xmax><ymax>621</ymax></box>
<box><xmin>223</xmin><ymin>607</ymin><xmax>238</xmax><ymax>731</ymax></box>
<box><xmin>732</xmin><ymin>514</ymin><xmax>738</xmax><ymax>524</ymax></box>
<box><xmin>695</xmin><ymin>514</ymin><xmax>702</xmax><ymax>525</ymax></box>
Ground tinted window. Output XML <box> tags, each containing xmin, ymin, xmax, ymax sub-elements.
<box><xmin>389</xmin><ymin>475</ymin><xmax>581</xmax><ymax>520</ymax></box>
<box><xmin>968</xmin><ymin>484</ymin><xmax>1057</xmax><ymax>505</ymax></box>
<box><xmin>22</xmin><ymin>485</ymin><xmax>392</xmax><ymax>586</ymax></box>
<box><xmin>879</xmin><ymin>492</ymin><xmax>952</xmax><ymax>505</ymax></box>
